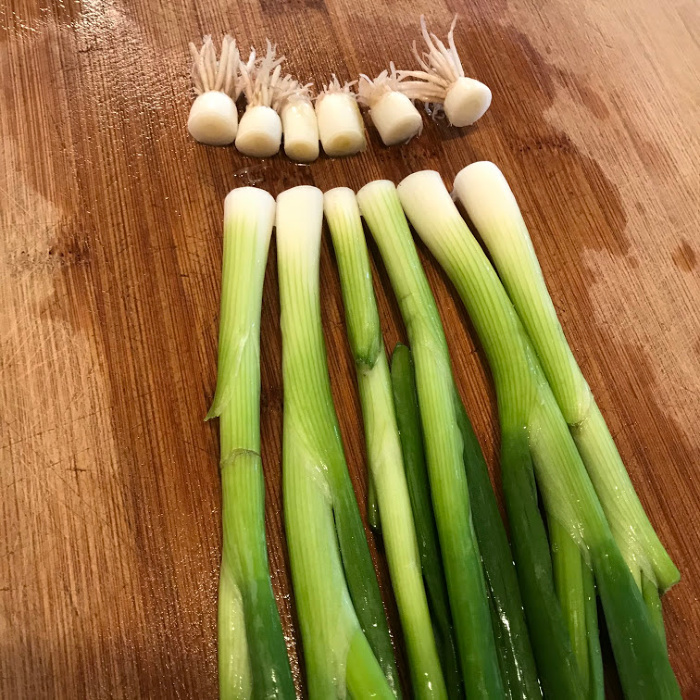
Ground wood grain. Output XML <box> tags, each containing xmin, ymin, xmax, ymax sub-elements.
<box><xmin>1</xmin><ymin>0</ymin><xmax>699</xmax><ymax>697</ymax></box>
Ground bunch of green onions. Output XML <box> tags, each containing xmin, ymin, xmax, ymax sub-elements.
<box><xmin>206</xmin><ymin>164</ymin><xmax>679</xmax><ymax>699</ymax></box>
<box><xmin>397</xmin><ymin>167</ymin><xmax>680</xmax><ymax>699</ymax></box>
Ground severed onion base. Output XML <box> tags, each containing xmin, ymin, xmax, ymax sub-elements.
<box><xmin>281</xmin><ymin>100</ymin><xmax>319</xmax><ymax>163</ymax></box>
<box><xmin>235</xmin><ymin>105</ymin><xmax>282</xmax><ymax>158</ymax></box>
<box><xmin>444</xmin><ymin>77</ymin><xmax>492</xmax><ymax>128</ymax></box>
<box><xmin>188</xmin><ymin>91</ymin><xmax>239</xmax><ymax>146</ymax></box>
<box><xmin>370</xmin><ymin>91</ymin><xmax>423</xmax><ymax>146</ymax></box>
<box><xmin>316</xmin><ymin>92</ymin><xmax>366</xmax><ymax>157</ymax></box>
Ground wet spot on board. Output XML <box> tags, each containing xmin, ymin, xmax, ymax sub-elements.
<box><xmin>672</xmin><ymin>239</ymin><xmax>697</xmax><ymax>272</ymax></box>
<box><xmin>575</xmin><ymin>80</ymin><xmax>611</xmax><ymax>120</ymax></box>
<box><xmin>259</xmin><ymin>0</ymin><xmax>327</xmax><ymax>13</ymax></box>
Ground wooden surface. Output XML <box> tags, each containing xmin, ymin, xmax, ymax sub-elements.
<box><xmin>1</xmin><ymin>0</ymin><xmax>699</xmax><ymax>696</ymax></box>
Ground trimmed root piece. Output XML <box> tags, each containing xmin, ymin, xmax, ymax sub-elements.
<box><xmin>280</xmin><ymin>81</ymin><xmax>319</xmax><ymax>163</ymax></box>
<box><xmin>316</xmin><ymin>76</ymin><xmax>366</xmax><ymax>157</ymax></box>
<box><xmin>235</xmin><ymin>41</ymin><xmax>296</xmax><ymax>158</ymax></box>
<box><xmin>396</xmin><ymin>16</ymin><xmax>492</xmax><ymax>127</ymax></box>
<box><xmin>358</xmin><ymin>64</ymin><xmax>423</xmax><ymax>146</ymax></box>
<box><xmin>188</xmin><ymin>35</ymin><xmax>241</xmax><ymax>145</ymax></box>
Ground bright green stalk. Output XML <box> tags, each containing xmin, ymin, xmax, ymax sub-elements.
<box><xmin>276</xmin><ymin>186</ymin><xmax>398</xmax><ymax>699</ymax></box>
<box><xmin>207</xmin><ymin>187</ymin><xmax>294</xmax><ymax>699</ymax></box>
<box><xmin>500</xmin><ymin>430</ymin><xmax>586</xmax><ymax>698</ymax></box>
<box><xmin>357</xmin><ymin>181</ymin><xmax>504</xmax><ymax>700</ymax></box>
<box><xmin>643</xmin><ymin>574</ymin><xmax>667</xmax><ymax>646</ymax></box>
<box><xmin>452</xmin><ymin>394</ymin><xmax>542</xmax><ymax>700</ymax></box>
<box><xmin>367</xmin><ymin>474</ymin><xmax>380</xmax><ymax>531</ymax></box>
<box><xmin>583</xmin><ymin>557</ymin><xmax>605</xmax><ymax>699</ymax></box>
<box><xmin>324</xmin><ymin>188</ymin><xmax>447</xmax><ymax>700</ymax></box>
<box><xmin>390</xmin><ymin>344</ymin><xmax>463</xmax><ymax>700</ymax></box>
<box><xmin>452</xmin><ymin>161</ymin><xmax>679</xmax><ymax>598</ymax></box>
<box><xmin>398</xmin><ymin>170</ymin><xmax>680</xmax><ymax>699</ymax></box>
<box><xmin>550</xmin><ymin>518</ymin><xmax>604</xmax><ymax>699</ymax></box>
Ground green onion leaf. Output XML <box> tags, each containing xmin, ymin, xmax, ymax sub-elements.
<box><xmin>276</xmin><ymin>185</ymin><xmax>399</xmax><ymax>698</ymax></box>
<box><xmin>358</xmin><ymin>180</ymin><xmax>504</xmax><ymax>700</ymax></box>
<box><xmin>209</xmin><ymin>187</ymin><xmax>294</xmax><ymax>699</ymax></box>
<box><xmin>325</xmin><ymin>187</ymin><xmax>447</xmax><ymax>698</ymax></box>
<box><xmin>391</xmin><ymin>343</ymin><xmax>464</xmax><ymax>700</ymax></box>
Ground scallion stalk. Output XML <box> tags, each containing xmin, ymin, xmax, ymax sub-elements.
<box><xmin>357</xmin><ymin>180</ymin><xmax>504</xmax><ymax>700</ymax></box>
<box><xmin>549</xmin><ymin>517</ymin><xmax>604</xmax><ymax>699</ymax></box>
<box><xmin>451</xmin><ymin>161</ymin><xmax>679</xmax><ymax>601</ymax></box>
<box><xmin>390</xmin><ymin>344</ymin><xmax>463</xmax><ymax>700</ymax></box>
<box><xmin>207</xmin><ymin>187</ymin><xmax>295</xmax><ymax>699</ymax></box>
<box><xmin>398</xmin><ymin>170</ymin><xmax>680</xmax><ymax>699</ymax></box>
<box><xmin>324</xmin><ymin>187</ymin><xmax>447</xmax><ymax>699</ymax></box>
<box><xmin>452</xmin><ymin>392</ymin><xmax>543</xmax><ymax>700</ymax></box>
<box><xmin>276</xmin><ymin>185</ymin><xmax>399</xmax><ymax>698</ymax></box>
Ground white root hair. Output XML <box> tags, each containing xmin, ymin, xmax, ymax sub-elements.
<box><xmin>189</xmin><ymin>35</ymin><xmax>242</xmax><ymax>99</ymax></box>
<box><xmin>395</xmin><ymin>16</ymin><xmax>463</xmax><ymax>103</ymax></box>
<box><xmin>278</xmin><ymin>77</ymin><xmax>315</xmax><ymax>110</ymax></box>
<box><xmin>239</xmin><ymin>41</ymin><xmax>298</xmax><ymax>111</ymax></box>
<box><xmin>316</xmin><ymin>74</ymin><xmax>358</xmax><ymax>107</ymax></box>
<box><xmin>357</xmin><ymin>63</ymin><xmax>404</xmax><ymax>108</ymax></box>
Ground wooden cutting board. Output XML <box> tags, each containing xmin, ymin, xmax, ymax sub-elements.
<box><xmin>2</xmin><ymin>0</ymin><xmax>698</xmax><ymax>696</ymax></box>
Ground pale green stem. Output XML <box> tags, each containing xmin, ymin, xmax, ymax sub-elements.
<box><xmin>452</xmin><ymin>161</ymin><xmax>678</xmax><ymax>594</ymax></box>
<box><xmin>325</xmin><ymin>187</ymin><xmax>447</xmax><ymax>699</ymax></box>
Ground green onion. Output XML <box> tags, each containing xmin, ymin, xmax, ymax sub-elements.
<box><xmin>499</xmin><ymin>429</ymin><xmax>586</xmax><ymax>698</ymax></box>
<box><xmin>549</xmin><ymin>518</ymin><xmax>604</xmax><ymax>699</ymax></box>
<box><xmin>357</xmin><ymin>181</ymin><xmax>504</xmax><ymax>699</ymax></box>
<box><xmin>206</xmin><ymin>187</ymin><xmax>294</xmax><ymax>699</ymax></box>
<box><xmin>391</xmin><ymin>344</ymin><xmax>463</xmax><ymax>700</ymax></box>
<box><xmin>397</xmin><ymin>170</ymin><xmax>680</xmax><ymax>699</ymax></box>
<box><xmin>276</xmin><ymin>185</ymin><xmax>399</xmax><ymax>699</ymax></box>
<box><xmin>452</xmin><ymin>392</ymin><xmax>543</xmax><ymax>700</ymax></box>
<box><xmin>452</xmin><ymin>161</ymin><xmax>679</xmax><ymax>600</ymax></box>
<box><xmin>324</xmin><ymin>187</ymin><xmax>447</xmax><ymax>699</ymax></box>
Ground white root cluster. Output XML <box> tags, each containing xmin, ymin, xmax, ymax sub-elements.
<box><xmin>316</xmin><ymin>76</ymin><xmax>366</xmax><ymax>157</ymax></box>
<box><xmin>396</xmin><ymin>16</ymin><xmax>492</xmax><ymax>128</ymax></box>
<box><xmin>358</xmin><ymin>64</ymin><xmax>423</xmax><ymax>146</ymax></box>
<box><xmin>187</xmin><ymin>16</ymin><xmax>490</xmax><ymax>157</ymax></box>
<box><xmin>188</xmin><ymin>36</ymin><xmax>320</xmax><ymax>161</ymax></box>
<box><xmin>188</xmin><ymin>35</ymin><xmax>242</xmax><ymax>145</ymax></box>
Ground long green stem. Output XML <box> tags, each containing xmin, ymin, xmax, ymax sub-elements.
<box><xmin>207</xmin><ymin>187</ymin><xmax>294</xmax><ymax>699</ymax></box>
<box><xmin>276</xmin><ymin>186</ymin><xmax>398</xmax><ymax>698</ymax></box>
<box><xmin>583</xmin><ymin>559</ymin><xmax>605</xmax><ymax>700</ymax></box>
<box><xmin>643</xmin><ymin>574</ymin><xmax>667</xmax><ymax>645</ymax></box>
<box><xmin>358</xmin><ymin>181</ymin><xmax>504</xmax><ymax>700</ymax></box>
<box><xmin>500</xmin><ymin>430</ymin><xmax>585</xmax><ymax>699</ymax></box>
<box><xmin>391</xmin><ymin>344</ymin><xmax>463</xmax><ymax>700</ymax></box>
<box><xmin>550</xmin><ymin>518</ymin><xmax>604</xmax><ymax>699</ymax></box>
<box><xmin>550</xmin><ymin>519</ymin><xmax>589</xmax><ymax>688</ymax></box>
<box><xmin>398</xmin><ymin>170</ymin><xmax>680</xmax><ymax>699</ymax></box>
<box><xmin>453</xmin><ymin>394</ymin><xmax>543</xmax><ymax>700</ymax></box>
<box><xmin>325</xmin><ymin>188</ymin><xmax>447</xmax><ymax>699</ymax></box>
<box><xmin>452</xmin><ymin>161</ymin><xmax>679</xmax><ymax>596</ymax></box>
